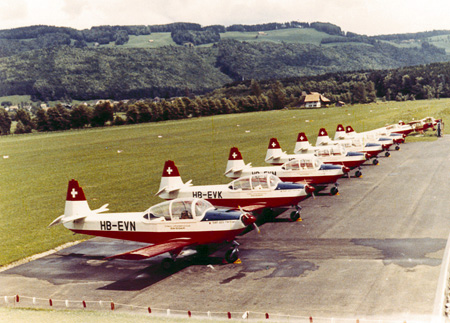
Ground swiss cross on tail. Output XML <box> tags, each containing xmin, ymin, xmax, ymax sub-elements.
<box><xmin>229</xmin><ymin>147</ymin><xmax>243</xmax><ymax>160</ymax></box>
<box><xmin>318</xmin><ymin>128</ymin><xmax>328</xmax><ymax>136</ymax></box>
<box><xmin>162</xmin><ymin>160</ymin><xmax>180</xmax><ymax>177</ymax></box>
<box><xmin>336</xmin><ymin>124</ymin><xmax>345</xmax><ymax>132</ymax></box>
<box><xmin>297</xmin><ymin>132</ymin><xmax>308</xmax><ymax>142</ymax></box>
<box><xmin>346</xmin><ymin>126</ymin><xmax>355</xmax><ymax>133</ymax></box>
<box><xmin>66</xmin><ymin>179</ymin><xmax>87</xmax><ymax>201</ymax></box>
<box><xmin>268</xmin><ymin>138</ymin><xmax>281</xmax><ymax>149</ymax></box>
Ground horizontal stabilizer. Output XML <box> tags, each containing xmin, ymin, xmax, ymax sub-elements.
<box><xmin>224</xmin><ymin>163</ymin><xmax>250</xmax><ymax>175</ymax></box>
<box><xmin>48</xmin><ymin>213</ymin><xmax>87</xmax><ymax>227</ymax></box>
<box><xmin>92</xmin><ymin>204</ymin><xmax>109</xmax><ymax>214</ymax></box>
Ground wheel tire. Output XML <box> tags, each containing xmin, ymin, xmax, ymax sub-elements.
<box><xmin>385</xmin><ymin>151</ymin><xmax>390</xmax><ymax>157</ymax></box>
<box><xmin>161</xmin><ymin>258</ymin><xmax>174</xmax><ymax>271</ymax></box>
<box><xmin>330</xmin><ymin>187</ymin><xmax>338</xmax><ymax>195</ymax></box>
<box><xmin>395</xmin><ymin>146</ymin><xmax>400</xmax><ymax>151</ymax></box>
<box><xmin>373</xmin><ymin>159</ymin><xmax>379</xmax><ymax>165</ymax></box>
<box><xmin>355</xmin><ymin>170</ymin><xmax>362</xmax><ymax>178</ymax></box>
<box><xmin>290</xmin><ymin>211</ymin><xmax>300</xmax><ymax>221</ymax></box>
<box><xmin>225</xmin><ymin>249</ymin><xmax>239</xmax><ymax>264</ymax></box>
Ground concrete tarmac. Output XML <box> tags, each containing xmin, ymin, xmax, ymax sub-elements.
<box><xmin>1</xmin><ymin>135</ymin><xmax>450</xmax><ymax>320</ymax></box>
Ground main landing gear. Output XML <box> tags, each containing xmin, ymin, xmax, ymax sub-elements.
<box><xmin>290</xmin><ymin>205</ymin><xmax>302</xmax><ymax>221</ymax></box>
<box><xmin>354</xmin><ymin>167</ymin><xmax>362</xmax><ymax>178</ymax></box>
<box><xmin>224</xmin><ymin>241</ymin><xmax>240</xmax><ymax>263</ymax></box>
<box><xmin>330</xmin><ymin>183</ymin><xmax>339</xmax><ymax>196</ymax></box>
<box><xmin>395</xmin><ymin>145</ymin><xmax>400</xmax><ymax>151</ymax></box>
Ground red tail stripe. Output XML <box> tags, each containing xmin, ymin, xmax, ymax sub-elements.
<box><xmin>162</xmin><ymin>160</ymin><xmax>180</xmax><ymax>177</ymax></box>
<box><xmin>268</xmin><ymin>138</ymin><xmax>281</xmax><ymax>149</ymax></box>
<box><xmin>336</xmin><ymin>124</ymin><xmax>345</xmax><ymax>132</ymax></box>
<box><xmin>318</xmin><ymin>128</ymin><xmax>328</xmax><ymax>136</ymax></box>
<box><xmin>297</xmin><ymin>132</ymin><xmax>308</xmax><ymax>142</ymax></box>
<box><xmin>229</xmin><ymin>147</ymin><xmax>243</xmax><ymax>160</ymax></box>
<box><xmin>66</xmin><ymin>179</ymin><xmax>86</xmax><ymax>201</ymax></box>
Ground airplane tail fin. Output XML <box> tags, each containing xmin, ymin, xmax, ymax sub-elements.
<box><xmin>294</xmin><ymin>132</ymin><xmax>312</xmax><ymax>153</ymax></box>
<box><xmin>49</xmin><ymin>179</ymin><xmax>97</xmax><ymax>227</ymax></box>
<box><xmin>334</xmin><ymin>124</ymin><xmax>347</xmax><ymax>140</ymax></box>
<box><xmin>225</xmin><ymin>147</ymin><xmax>248</xmax><ymax>176</ymax></box>
<box><xmin>156</xmin><ymin>160</ymin><xmax>187</xmax><ymax>197</ymax></box>
<box><xmin>265</xmin><ymin>138</ymin><xmax>284</xmax><ymax>163</ymax></box>
<box><xmin>316</xmin><ymin>128</ymin><xmax>331</xmax><ymax>146</ymax></box>
<box><xmin>346</xmin><ymin>125</ymin><xmax>356</xmax><ymax>134</ymax></box>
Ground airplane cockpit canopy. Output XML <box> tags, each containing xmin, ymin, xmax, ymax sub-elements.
<box><xmin>143</xmin><ymin>198</ymin><xmax>214</xmax><ymax>221</ymax></box>
<box><xmin>283</xmin><ymin>157</ymin><xmax>321</xmax><ymax>170</ymax></box>
<box><xmin>315</xmin><ymin>145</ymin><xmax>345</xmax><ymax>157</ymax></box>
<box><xmin>228</xmin><ymin>174</ymin><xmax>281</xmax><ymax>191</ymax></box>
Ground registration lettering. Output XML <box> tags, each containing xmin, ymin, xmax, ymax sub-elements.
<box><xmin>252</xmin><ymin>171</ymin><xmax>277</xmax><ymax>175</ymax></box>
<box><xmin>100</xmin><ymin>221</ymin><xmax>136</xmax><ymax>231</ymax></box>
<box><xmin>192</xmin><ymin>191</ymin><xmax>223</xmax><ymax>199</ymax></box>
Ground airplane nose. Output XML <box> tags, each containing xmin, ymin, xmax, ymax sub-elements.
<box><xmin>241</xmin><ymin>213</ymin><xmax>256</xmax><ymax>226</ymax></box>
<box><xmin>343</xmin><ymin>166</ymin><xmax>350</xmax><ymax>173</ymax></box>
<box><xmin>305</xmin><ymin>184</ymin><xmax>315</xmax><ymax>194</ymax></box>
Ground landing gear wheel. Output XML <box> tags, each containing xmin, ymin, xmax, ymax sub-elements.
<box><xmin>161</xmin><ymin>258</ymin><xmax>175</xmax><ymax>271</ymax></box>
<box><xmin>330</xmin><ymin>187</ymin><xmax>339</xmax><ymax>195</ymax></box>
<box><xmin>372</xmin><ymin>159</ymin><xmax>379</xmax><ymax>165</ymax></box>
<box><xmin>225</xmin><ymin>249</ymin><xmax>239</xmax><ymax>264</ymax></box>
<box><xmin>385</xmin><ymin>151</ymin><xmax>390</xmax><ymax>157</ymax></box>
<box><xmin>290</xmin><ymin>211</ymin><xmax>300</xmax><ymax>221</ymax></box>
<box><xmin>355</xmin><ymin>170</ymin><xmax>362</xmax><ymax>178</ymax></box>
<box><xmin>395</xmin><ymin>145</ymin><xmax>400</xmax><ymax>151</ymax></box>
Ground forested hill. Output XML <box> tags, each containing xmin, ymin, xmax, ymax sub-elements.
<box><xmin>1</xmin><ymin>22</ymin><xmax>450</xmax><ymax>101</ymax></box>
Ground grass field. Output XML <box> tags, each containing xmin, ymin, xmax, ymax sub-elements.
<box><xmin>1</xmin><ymin>99</ymin><xmax>449</xmax><ymax>267</ymax></box>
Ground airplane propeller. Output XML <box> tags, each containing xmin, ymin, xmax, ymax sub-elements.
<box><xmin>239</xmin><ymin>206</ymin><xmax>260</xmax><ymax>234</ymax></box>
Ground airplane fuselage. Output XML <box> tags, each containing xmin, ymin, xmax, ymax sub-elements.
<box><xmin>159</xmin><ymin>184</ymin><xmax>309</xmax><ymax>209</ymax></box>
<box><xmin>64</xmin><ymin>212</ymin><xmax>246</xmax><ymax>245</ymax></box>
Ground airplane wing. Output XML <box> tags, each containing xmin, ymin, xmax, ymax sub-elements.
<box><xmin>105</xmin><ymin>239</ymin><xmax>194</xmax><ymax>260</ymax></box>
<box><xmin>240</xmin><ymin>203</ymin><xmax>269</xmax><ymax>212</ymax></box>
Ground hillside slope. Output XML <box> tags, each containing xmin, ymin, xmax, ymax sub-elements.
<box><xmin>0</xmin><ymin>24</ymin><xmax>449</xmax><ymax>100</ymax></box>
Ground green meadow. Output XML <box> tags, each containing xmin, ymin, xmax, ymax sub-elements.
<box><xmin>1</xmin><ymin>99</ymin><xmax>449</xmax><ymax>266</ymax></box>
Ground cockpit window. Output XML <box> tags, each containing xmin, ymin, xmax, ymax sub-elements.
<box><xmin>146</xmin><ymin>201</ymin><xmax>171</xmax><ymax>221</ymax></box>
<box><xmin>268</xmin><ymin>174</ymin><xmax>280</xmax><ymax>188</ymax></box>
<box><xmin>144</xmin><ymin>199</ymin><xmax>214</xmax><ymax>221</ymax></box>
<box><xmin>230</xmin><ymin>177</ymin><xmax>251</xmax><ymax>190</ymax></box>
<box><xmin>251</xmin><ymin>175</ymin><xmax>270</xmax><ymax>189</ymax></box>
<box><xmin>194</xmin><ymin>199</ymin><xmax>214</xmax><ymax>217</ymax></box>
<box><xmin>171</xmin><ymin>200</ymin><xmax>192</xmax><ymax>220</ymax></box>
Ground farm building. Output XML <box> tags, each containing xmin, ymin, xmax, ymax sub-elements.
<box><xmin>303</xmin><ymin>92</ymin><xmax>331</xmax><ymax>108</ymax></box>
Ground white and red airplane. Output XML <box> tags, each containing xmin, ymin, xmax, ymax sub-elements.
<box><xmin>345</xmin><ymin>124</ymin><xmax>406</xmax><ymax>145</ymax></box>
<box><xmin>293</xmin><ymin>134</ymin><xmax>367</xmax><ymax>176</ymax></box>
<box><xmin>225</xmin><ymin>147</ymin><xmax>349</xmax><ymax>195</ymax></box>
<box><xmin>408</xmin><ymin>117</ymin><xmax>442</xmax><ymax>133</ymax></box>
<box><xmin>49</xmin><ymin>179</ymin><xmax>257</xmax><ymax>268</ymax></box>
<box><xmin>265</xmin><ymin>137</ymin><xmax>366</xmax><ymax>178</ymax></box>
<box><xmin>156</xmin><ymin>160</ymin><xmax>313</xmax><ymax>221</ymax></box>
<box><xmin>335</xmin><ymin>124</ymin><xmax>395</xmax><ymax>155</ymax></box>
<box><xmin>315</xmin><ymin>128</ymin><xmax>383</xmax><ymax>165</ymax></box>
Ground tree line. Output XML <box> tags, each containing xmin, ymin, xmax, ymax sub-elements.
<box><xmin>0</xmin><ymin>82</ymin><xmax>286</xmax><ymax>135</ymax></box>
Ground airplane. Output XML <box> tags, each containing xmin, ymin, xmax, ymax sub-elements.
<box><xmin>156</xmin><ymin>160</ymin><xmax>314</xmax><ymax>221</ymax></box>
<box><xmin>335</xmin><ymin>124</ymin><xmax>396</xmax><ymax>156</ymax></box>
<box><xmin>408</xmin><ymin>117</ymin><xmax>442</xmax><ymax>133</ymax></box>
<box><xmin>265</xmin><ymin>137</ymin><xmax>366</xmax><ymax>178</ymax></box>
<box><xmin>225</xmin><ymin>147</ymin><xmax>349</xmax><ymax>195</ymax></box>
<box><xmin>315</xmin><ymin>128</ymin><xmax>383</xmax><ymax>165</ymax></box>
<box><xmin>348</xmin><ymin>124</ymin><xmax>406</xmax><ymax>145</ymax></box>
<box><xmin>49</xmin><ymin>179</ymin><xmax>257</xmax><ymax>269</ymax></box>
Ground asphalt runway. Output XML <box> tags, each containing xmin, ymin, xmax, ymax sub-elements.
<box><xmin>2</xmin><ymin>135</ymin><xmax>450</xmax><ymax>320</ymax></box>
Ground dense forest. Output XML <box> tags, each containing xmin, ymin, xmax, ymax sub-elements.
<box><xmin>0</xmin><ymin>38</ymin><xmax>448</xmax><ymax>101</ymax></box>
